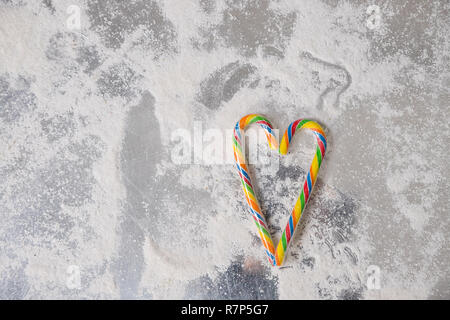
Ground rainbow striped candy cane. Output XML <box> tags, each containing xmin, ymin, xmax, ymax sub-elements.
<box><xmin>233</xmin><ymin>114</ymin><xmax>327</xmax><ymax>266</ymax></box>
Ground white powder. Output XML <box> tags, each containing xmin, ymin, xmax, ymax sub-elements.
<box><xmin>0</xmin><ymin>0</ymin><xmax>447</xmax><ymax>299</ymax></box>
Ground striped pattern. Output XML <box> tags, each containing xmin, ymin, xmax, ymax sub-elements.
<box><xmin>233</xmin><ymin>114</ymin><xmax>327</xmax><ymax>266</ymax></box>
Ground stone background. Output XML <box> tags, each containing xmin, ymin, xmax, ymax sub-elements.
<box><xmin>0</xmin><ymin>0</ymin><xmax>448</xmax><ymax>299</ymax></box>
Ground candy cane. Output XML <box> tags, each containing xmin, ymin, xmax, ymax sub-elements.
<box><xmin>233</xmin><ymin>114</ymin><xmax>327</xmax><ymax>266</ymax></box>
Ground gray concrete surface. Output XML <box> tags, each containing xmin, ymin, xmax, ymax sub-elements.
<box><xmin>0</xmin><ymin>0</ymin><xmax>448</xmax><ymax>299</ymax></box>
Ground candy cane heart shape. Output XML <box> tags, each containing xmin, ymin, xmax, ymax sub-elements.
<box><xmin>233</xmin><ymin>114</ymin><xmax>327</xmax><ymax>266</ymax></box>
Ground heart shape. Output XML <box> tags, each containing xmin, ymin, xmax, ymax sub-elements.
<box><xmin>233</xmin><ymin>114</ymin><xmax>327</xmax><ymax>266</ymax></box>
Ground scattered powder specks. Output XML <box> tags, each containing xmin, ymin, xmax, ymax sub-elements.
<box><xmin>0</xmin><ymin>0</ymin><xmax>448</xmax><ymax>299</ymax></box>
